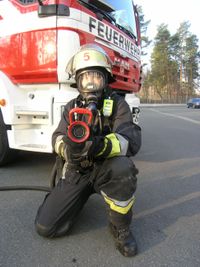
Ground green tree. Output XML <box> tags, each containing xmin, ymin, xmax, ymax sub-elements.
<box><xmin>146</xmin><ymin>21</ymin><xmax>200</xmax><ymax>103</ymax></box>
<box><xmin>150</xmin><ymin>24</ymin><xmax>176</xmax><ymax>102</ymax></box>
<box><xmin>170</xmin><ymin>21</ymin><xmax>200</xmax><ymax>99</ymax></box>
<box><xmin>137</xmin><ymin>6</ymin><xmax>151</xmax><ymax>59</ymax></box>
<box><xmin>185</xmin><ymin>35</ymin><xmax>200</xmax><ymax>86</ymax></box>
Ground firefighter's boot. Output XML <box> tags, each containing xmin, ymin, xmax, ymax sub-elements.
<box><xmin>109</xmin><ymin>223</ymin><xmax>137</xmax><ymax>257</ymax></box>
<box><xmin>108</xmin><ymin>209</ymin><xmax>137</xmax><ymax>257</ymax></box>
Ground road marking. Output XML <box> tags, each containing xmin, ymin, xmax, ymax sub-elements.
<box><xmin>150</xmin><ymin>108</ymin><xmax>200</xmax><ymax>125</ymax></box>
<box><xmin>135</xmin><ymin>191</ymin><xmax>200</xmax><ymax>219</ymax></box>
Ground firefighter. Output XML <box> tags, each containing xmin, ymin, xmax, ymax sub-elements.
<box><xmin>35</xmin><ymin>44</ymin><xmax>141</xmax><ymax>257</ymax></box>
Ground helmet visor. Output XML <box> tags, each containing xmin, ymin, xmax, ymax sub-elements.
<box><xmin>77</xmin><ymin>70</ymin><xmax>106</xmax><ymax>93</ymax></box>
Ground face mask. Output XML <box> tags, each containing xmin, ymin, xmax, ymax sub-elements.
<box><xmin>76</xmin><ymin>70</ymin><xmax>106</xmax><ymax>100</ymax></box>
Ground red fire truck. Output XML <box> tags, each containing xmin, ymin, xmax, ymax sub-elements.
<box><xmin>0</xmin><ymin>0</ymin><xmax>142</xmax><ymax>165</ymax></box>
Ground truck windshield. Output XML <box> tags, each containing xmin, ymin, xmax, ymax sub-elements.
<box><xmin>103</xmin><ymin>0</ymin><xmax>137</xmax><ymax>39</ymax></box>
<box><xmin>79</xmin><ymin>0</ymin><xmax>137</xmax><ymax>40</ymax></box>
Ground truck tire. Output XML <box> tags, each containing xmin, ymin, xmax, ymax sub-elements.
<box><xmin>0</xmin><ymin>110</ymin><xmax>18</xmax><ymax>166</ymax></box>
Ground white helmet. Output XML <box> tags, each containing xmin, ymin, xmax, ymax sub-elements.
<box><xmin>66</xmin><ymin>44</ymin><xmax>114</xmax><ymax>82</ymax></box>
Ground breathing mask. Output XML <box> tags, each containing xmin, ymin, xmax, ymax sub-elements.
<box><xmin>76</xmin><ymin>69</ymin><xmax>107</xmax><ymax>105</ymax></box>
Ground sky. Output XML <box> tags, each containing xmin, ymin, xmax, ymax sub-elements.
<box><xmin>135</xmin><ymin>0</ymin><xmax>200</xmax><ymax>65</ymax></box>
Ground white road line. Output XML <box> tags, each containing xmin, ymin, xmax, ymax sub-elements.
<box><xmin>135</xmin><ymin>191</ymin><xmax>200</xmax><ymax>219</ymax></box>
<box><xmin>150</xmin><ymin>108</ymin><xmax>200</xmax><ymax>125</ymax></box>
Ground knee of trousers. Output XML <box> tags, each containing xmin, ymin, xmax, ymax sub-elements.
<box><xmin>35</xmin><ymin>221</ymin><xmax>56</xmax><ymax>238</ymax></box>
<box><xmin>98</xmin><ymin>157</ymin><xmax>138</xmax><ymax>190</ymax></box>
<box><xmin>103</xmin><ymin>156</ymin><xmax>138</xmax><ymax>178</ymax></box>
<box><xmin>35</xmin><ymin>219</ymin><xmax>72</xmax><ymax>238</ymax></box>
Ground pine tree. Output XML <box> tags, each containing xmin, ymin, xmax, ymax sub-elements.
<box><xmin>137</xmin><ymin>6</ymin><xmax>151</xmax><ymax>59</ymax></box>
<box><xmin>150</xmin><ymin>24</ymin><xmax>175</xmax><ymax>102</ymax></box>
<box><xmin>170</xmin><ymin>21</ymin><xmax>200</xmax><ymax>100</ymax></box>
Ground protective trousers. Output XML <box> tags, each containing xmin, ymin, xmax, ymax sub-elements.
<box><xmin>35</xmin><ymin>156</ymin><xmax>138</xmax><ymax>237</ymax></box>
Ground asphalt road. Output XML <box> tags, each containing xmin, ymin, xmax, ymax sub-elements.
<box><xmin>0</xmin><ymin>106</ymin><xmax>200</xmax><ymax>267</ymax></box>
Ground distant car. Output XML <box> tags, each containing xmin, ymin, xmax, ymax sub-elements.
<box><xmin>187</xmin><ymin>98</ymin><xmax>200</xmax><ymax>108</ymax></box>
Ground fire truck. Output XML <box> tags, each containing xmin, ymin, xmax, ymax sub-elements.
<box><xmin>0</xmin><ymin>0</ymin><xmax>142</xmax><ymax>165</ymax></box>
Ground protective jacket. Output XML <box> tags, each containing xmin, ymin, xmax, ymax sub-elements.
<box><xmin>52</xmin><ymin>91</ymin><xmax>141</xmax><ymax>164</ymax></box>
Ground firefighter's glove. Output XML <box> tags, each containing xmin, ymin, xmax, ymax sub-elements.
<box><xmin>62</xmin><ymin>135</ymin><xmax>92</xmax><ymax>164</ymax></box>
<box><xmin>62</xmin><ymin>135</ymin><xmax>85</xmax><ymax>153</ymax></box>
<box><xmin>63</xmin><ymin>136</ymin><xmax>87</xmax><ymax>165</ymax></box>
<box><xmin>88</xmin><ymin>136</ymin><xmax>105</xmax><ymax>158</ymax></box>
<box><xmin>88</xmin><ymin>133</ymin><xmax>121</xmax><ymax>159</ymax></box>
